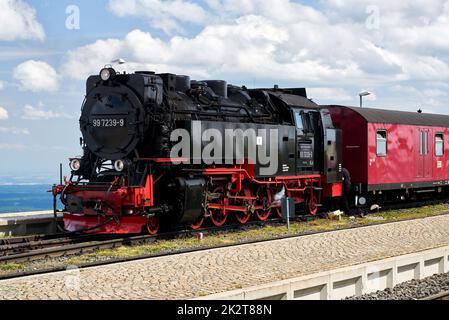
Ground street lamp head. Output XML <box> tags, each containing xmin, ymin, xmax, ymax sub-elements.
<box><xmin>359</xmin><ymin>91</ymin><xmax>373</xmax><ymax>108</ymax></box>
<box><xmin>111</xmin><ymin>58</ymin><xmax>126</xmax><ymax>65</ymax></box>
<box><xmin>359</xmin><ymin>91</ymin><xmax>372</xmax><ymax>97</ymax></box>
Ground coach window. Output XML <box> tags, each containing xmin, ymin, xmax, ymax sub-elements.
<box><xmin>436</xmin><ymin>133</ymin><xmax>444</xmax><ymax>157</ymax></box>
<box><xmin>376</xmin><ymin>130</ymin><xmax>387</xmax><ymax>156</ymax></box>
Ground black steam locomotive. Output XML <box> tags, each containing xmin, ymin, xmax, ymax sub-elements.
<box><xmin>53</xmin><ymin>68</ymin><xmax>343</xmax><ymax>234</ymax></box>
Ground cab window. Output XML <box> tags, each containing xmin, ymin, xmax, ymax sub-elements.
<box><xmin>376</xmin><ymin>130</ymin><xmax>387</xmax><ymax>156</ymax></box>
<box><xmin>295</xmin><ymin>112</ymin><xmax>304</xmax><ymax>131</ymax></box>
<box><xmin>436</xmin><ymin>133</ymin><xmax>444</xmax><ymax>157</ymax></box>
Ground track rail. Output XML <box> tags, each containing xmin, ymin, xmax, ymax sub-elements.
<box><xmin>0</xmin><ymin>219</ymin><xmax>283</xmax><ymax>265</ymax></box>
<box><xmin>422</xmin><ymin>291</ymin><xmax>449</xmax><ymax>300</ymax></box>
<box><xmin>0</xmin><ymin>232</ymin><xmax>148</xmax><ymax>255</ymax></box>
<box><xmin>0</xmin><ymin>234</ymin><xmax>117</xmax><ymax>257</ymax></box>
<box><xmin>0</xmin><ymin>235</ymin><xmax>45</xmax><ymax>247</ymax></box>
<box><xmin>0</xmin><ymin>236</ymin><xmax>156</xmax><ymax>264</ymax></box>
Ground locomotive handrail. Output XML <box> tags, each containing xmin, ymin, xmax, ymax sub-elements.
<box><xmin>201</xmin><ymin>167</ymin><xmax>322</xmax><ymax>186</ymax></box>
<box><xmin>173</xmin><ymin>109</ymin><xmax>272</xmax><ymax>123</ymax></box>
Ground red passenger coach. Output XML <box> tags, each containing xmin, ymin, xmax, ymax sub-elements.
<box><xmin>326</xmin><ymin>106</ymin><xmax>449</xmax><ymax>206</ymax></box>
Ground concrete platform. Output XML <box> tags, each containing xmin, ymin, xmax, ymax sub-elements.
<box><xmin>0</xmin><ymin>211</ymin><xmax>63</xmax><ymax>236</ymax></box>
<box><xmin>1</xmin><ymin>214</ymin><xmax>449</xmax><ymax>300</ymax></box>
<box><xmin>201</xmin><ymin>245</ymin><xmax>449</xmax><ymax>300</ymax></box>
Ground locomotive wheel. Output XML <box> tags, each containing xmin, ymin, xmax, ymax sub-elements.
<box><xmin>208</xmin><ymin>186</ymin><xmax>228</xmax><ymax>227</ymax></box>
<box><xmin>306</xmin><ymin>194</ymin><xmax>318</xmax><ymax>216</ymax></box>
<box><xmin>236</xmin><ymin>209</ymin><xmax>251</xmax><ymax>224</ymax></box>
<box><xmin>232</xmin><ymin>187</ymin><xmax>253</xmax><ymax>225</ymax></box>
<box><xmin>255</xmin><ymin>186</ymin><xmax>272</xmax><ymax>221</ymax></box>
<box><xmin>191</xmin><ymin>216</ymin><xmax>205</xmax><ymax>230</ymax></box>
<box><xmin>146</xmin><ymin>216</ymin><xmax>160</xmax><ymax>235</ymax></box>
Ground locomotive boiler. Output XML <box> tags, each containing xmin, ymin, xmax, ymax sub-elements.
<box><xmin>53</xmin><ymin>68</ymin><xmax>343</xmax><ymax>234</ymax></box>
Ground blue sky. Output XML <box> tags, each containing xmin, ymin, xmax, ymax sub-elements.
<box><xmin>0</xmin><ymin>0</ymin><xmax>133</xmax><ymax>183</ymax></box>
<box><xmin>1</xmin><ymin>0</ymin><xmax>449</xmax><ymax>183</ymax></box>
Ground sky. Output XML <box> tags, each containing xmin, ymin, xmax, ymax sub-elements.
<box><xmin>1</xmin><ymin>0</ymin><xmax>449</xmax><ymax>184</ymax></box>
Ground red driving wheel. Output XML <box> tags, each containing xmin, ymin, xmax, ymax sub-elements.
<box><xmin>233</xmin><ymin>187</ymin><xmax>252</xmax><ymax>224</ymax></box>
<box><xmin>208</xmin><ymin>186</ymin><xmax>228</xmax><ymax>227</ymax></box>
<box><xmin>191</xmin><ymin>216</ymin><xmax>205</xmax><ymax>230</ymax></box>
<box><xmin>255</xmin><ymin>186</ymin><xmax>272</xmax><ymax>221</ymax></box>
<box><xmin>307</xmin><ymin>193</ymin><xmax>318</xmax><ymax>216</ymax></box>
<box><xmin>146</xmin><ymin>215</ymin><xmax>159</xmax><ymax>235</ymax></box>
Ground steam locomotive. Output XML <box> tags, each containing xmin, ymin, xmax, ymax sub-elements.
<box><xmin>52</xmin><ymin>67</ymin><xmax>343</xmax><ymax>234</ymax></box>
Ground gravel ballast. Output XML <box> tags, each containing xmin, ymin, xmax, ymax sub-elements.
<box><xmin>349</xmin><ymin>272</ymin><xmax>449</xmax><ymax>300</ymax></box>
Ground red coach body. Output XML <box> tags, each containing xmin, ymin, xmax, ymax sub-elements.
<box><xmin>326</xmin><ymin>106</ymin><xmax>449</xmax><ymax>201</ymax></box>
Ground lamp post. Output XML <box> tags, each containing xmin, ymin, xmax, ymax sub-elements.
<box><xmin>359</xmin><ymin>91</ymin><xmax>372</xmax><ymax>108</ymax></box>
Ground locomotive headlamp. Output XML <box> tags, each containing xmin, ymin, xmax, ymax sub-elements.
<box><xmin>114</xmin><ymin>159</ymin><xmax>126</xmax><ymax>172</ymax></box>
<box><xmin>100</xmin><ymin>67</ymin><xmax>116</xmax><ymax>81</ymax></box>
<box><xmin>70</xmin><ymin>159</ymin><xmax>81</xmax><ymax>172</ymax></box>
<box><xmin>358</xmin><ymin>197</ymin><xmax>367</xmax><ymax>206</ymax></box>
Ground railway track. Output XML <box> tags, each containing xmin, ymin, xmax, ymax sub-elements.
<box><xmin>0</xmin><ymin>234</ymin><xmax>124</xmax><ymax>258</ymax></box>
<box><xmin>422</xmin><ymin>291</ymin><xmax>449</xmax><ymax>301</ymax></box>
<box><xmin>0</xmin><ymin>235</ymin><xmax>44</xmax><ymax>246</ymax></box>
<box><xmin>0</xmin><ymin>235</ymin><xmax>156</xmax><ymax>264</ymax></box>
<box><xmin>0</xmin><ymin>219</ymin><xmax>285</xmax><ymax>265</ymax></box>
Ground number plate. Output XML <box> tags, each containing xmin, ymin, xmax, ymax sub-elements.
<box><xmin>91</xmin><ymin>118</ymin><xmax>125</xmax><ymax>128</ymax></box>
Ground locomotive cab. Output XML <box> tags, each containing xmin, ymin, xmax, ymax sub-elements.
<box><xmin>294</xmin><ymin>109</ymin><xmax>319</xmax><ymax>173</ymax></box>
<box><xmin>293</xmin><ymin>108</ymin><xmax>342</xmax><ymax>183</ymax></box>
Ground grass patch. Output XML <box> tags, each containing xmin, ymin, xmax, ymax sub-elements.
<box><xmin>0</xmin><ymin>263</ymin><xmax>25</xmax><ymax>272</ymax></box>
<box><xmin>63</xmin><ymin>203</ymin><xmax>449</xmax><ymax>267</ymax></box>
<box><xmin>374</xmin><ymin>204</ymin><xmax>449</xmax><ymax>221</ymax></box>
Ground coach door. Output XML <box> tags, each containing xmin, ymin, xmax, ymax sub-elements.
<box><xmin>417</xmin><ymin>129</ymin><xmax>431</xmax><ymax>179</ymax></box>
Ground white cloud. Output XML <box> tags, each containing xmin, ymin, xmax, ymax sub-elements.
<box><xmin>67</xmin><ymin>1</ymin><xmax>449</xmax><ymax>87</ymax></box>
<box><xmin>62</xmin><ymin>18</ymin><xmax>360</xmax><ymax>83</ymax></box>
<box><xmin>0</xmin><ymin>0</ymin><xmax>45</xmax><ymax>41</ymax></box>
<box><xmin>0</xmin><ymin>127</ymin><xmax>30</xmax><ymax>135</ymax></box>
<box><xmin>0</xmin><ymin>107</ymin><xmax>8</xmax><ymax>120</ymax></box>
<box><xmin>109</xmin><ymin>0</ymin><xmax>208</xmax><ymax>33</ymax></box>
<box><xmin>22</xmin><ymin>102</ymin><xmax>72</xmax><ymax>120</ymax></box>
<box><xmin>61</xmin><ymin>0</ymin><xmax>449</xmax><ymax>114</ymax></box>
<box><xmin>0</xmin><ymin>81</ymin><xmax>4</xmax><ymax>90</ymax></box>
<box><xmin>13</xmin><ymin>60</ymin><xmax>60</xmax><ymax>92</ymax></box>
<box><xmin>62</xmin><ymin>39</ymin><xmax>123</xmax><ymax>81</ymax></box>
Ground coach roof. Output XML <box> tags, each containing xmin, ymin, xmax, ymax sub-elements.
<box><xmin>326</xmin><ymin>105</ymin><xmax>449</xmax><ymax>128</ymax></box>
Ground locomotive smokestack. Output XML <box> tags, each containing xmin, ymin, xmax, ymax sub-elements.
<box><xmin>176</xmin><ymin>75</ymin><xmax>191</xmax><ymax>93</ymax></box>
